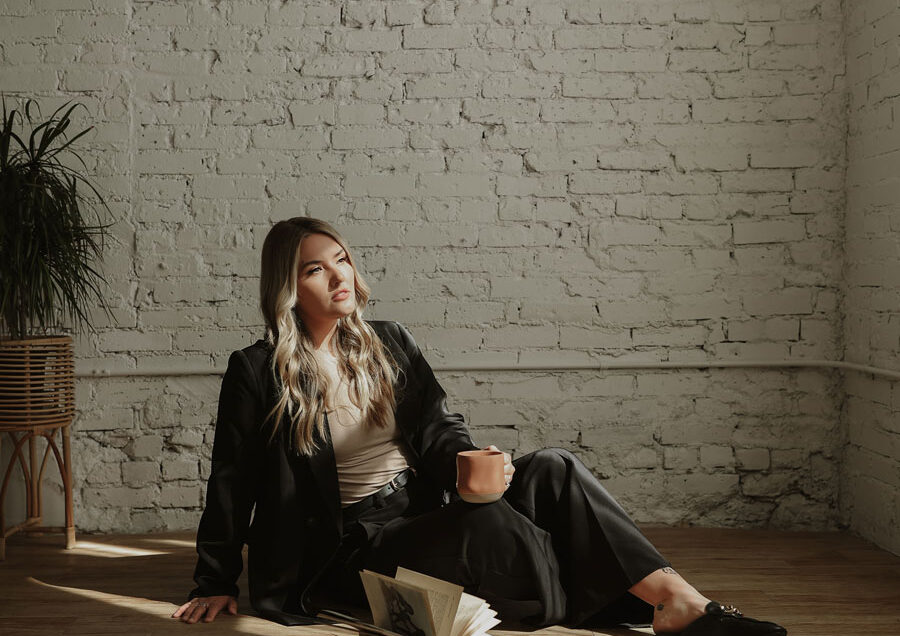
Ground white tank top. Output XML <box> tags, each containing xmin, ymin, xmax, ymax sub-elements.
<box><xmin>316</xmin><ymin>349</ymin><xmax>411</xmax><ymax>506</ymax></box>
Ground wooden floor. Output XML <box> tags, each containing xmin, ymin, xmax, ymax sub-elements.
<box><xmin>0</xmin><ymin>527</ymin><xmax>898</xmax><ymax>636</ymax></box>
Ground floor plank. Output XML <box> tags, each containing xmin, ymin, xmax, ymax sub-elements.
<box><xmin>0</xmin><ymin>527</ymin><xmax>897</xmax><ymax>635</ymax></box>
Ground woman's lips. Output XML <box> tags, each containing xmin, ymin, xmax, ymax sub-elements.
<box><xmin>332</xmin><ymin>290</ymin><xmax>351</xmax><ymax>300</ymax></box>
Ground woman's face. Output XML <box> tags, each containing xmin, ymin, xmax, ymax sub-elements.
<box><xmin>294</xmin><ymin>233</ymin><xmax>357</xmax><ymax>325</ymax></box>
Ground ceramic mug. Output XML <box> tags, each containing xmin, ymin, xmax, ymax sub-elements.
<box><xmin>456</xmin><ymin>450</ymin><xmax>506</xmax><ymax>504</ymax></box>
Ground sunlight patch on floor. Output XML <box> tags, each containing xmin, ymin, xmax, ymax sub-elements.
<box><xmin>27</xmin><ymin>577</ymin><xmax>364</xmax><ymax>636</ymax></box>
<box><xmin>29</xmin><ymin>576</ymin><xmax>171</xmax><ymax>611</ymax></box>
<box><xmin>67</xmin><ymin>540</ymin><xmax>166</xmax><ymax>558</ymax></box>
<box><xmin>140</xmin><ymin>537</ymin><xmax>196</xmax><ymax>548</ymax></box>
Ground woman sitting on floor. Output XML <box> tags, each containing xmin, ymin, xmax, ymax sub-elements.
<box><xmin>173</xmin><ymin>217</ymin><xmax>786</xmax><ymax>636</ymax></box>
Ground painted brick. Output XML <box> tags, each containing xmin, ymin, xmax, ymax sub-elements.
<box><xmin>736</xmin><ymin>448</ymin><xmax>771</xmax><ymax>471</ymax></box>
<box><xmin>129</xmin><ymin>436</ymin><xmax>164</xmax><ymax>459</ymax></box>
<box><xmin>301</xmin><ymin>54</ymin><xmax>367</xmax><ymax>77</ymax></box>
<box><xmin>701</xmin><ymin>445</ymin><xmax>735</xmax><ymax>469</ymax></box>
<box><xmin>332</xmin><ymin>126</ymin><xmax>406</xmax><ymax>149</ymax></box>
<box><xmin>98</xmin><ymin>331</ymin><xmax>171</xmax><ymax>352</ymax></box>
<box><xmin>403</xmin><ymin>27</ymin><xmax>473</xmax><ymax>49</ymax></box>
<box><xmin>344</xmin><ymin>174</ymin><xmax>417</xmax><ymax>197</ymax></box>
<box><xmin>733</xmin><ymin>219</ymin><xmax>807</xmax><ymax>244</ymax></box>
<box><xmin>743</xmin><ymin>289</ymin><xmax>814</xmax><ymax>316</ymax></box>
<box><xmin>160</xmin><ymin>485</ymin><xmax>201</xmax><ymax>508</ymax></box>
<box><xmin>123</xmin><ymin>461</ymin><xmax>160</xmax><ymax>485</ymax></box>
<box><xmin>76</xmin><ymin>407</ymin><xmax>134</xmax><ymax>432</ymax></box>
<box><xmin>664</xmin><ymin>447</ymin><xmax>699</xmax><ymax>470</ymax></box>
<box><xmin>386</xmin><ymin>4</ymin><xmax>420</xmax><ymax>26</ymax></box>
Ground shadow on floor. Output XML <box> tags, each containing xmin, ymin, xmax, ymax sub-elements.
<box><xmin>1</xmin><ymin>531</ymin><xmax>647</xmax><ymax>636</ymax></box>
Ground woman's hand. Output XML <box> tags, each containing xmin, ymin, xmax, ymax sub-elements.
<box><xmin>484</xmin><ymin>445</ymin><xmax>514</xmax><ymax>489</ymax></box>
<box><xmin>172</xmin><ymin>595</ymin><xmax>237</xmax><ymax>623</ymax></box>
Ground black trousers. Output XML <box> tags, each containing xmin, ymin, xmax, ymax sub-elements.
<box><xmin>315</xmin><ymin>448</ymin><xmax>670</xmax><ymax>628</ymax></box>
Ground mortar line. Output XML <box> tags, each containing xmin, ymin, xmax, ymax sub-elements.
<box><xmin>75</xmin><ymin>359</ymin><xmax>900</xmax><ymax>381</ymax></box>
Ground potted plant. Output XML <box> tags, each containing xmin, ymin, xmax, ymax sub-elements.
<box><xmin>0</xmin><ymin>97</ymin><xmax>115</xmax><ymax>558</ymax></box>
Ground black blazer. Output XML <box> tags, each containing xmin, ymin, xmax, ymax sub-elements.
<box><xmin>189</xmin><ymin>320</ymin><xmax>479</xmax><ymax>625</ymax></box>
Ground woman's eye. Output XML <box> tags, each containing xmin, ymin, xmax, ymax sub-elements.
<box><xmin>305</xmin><ymin>257</ymin><xmax>345</xmax><ymax>275</ymax></box>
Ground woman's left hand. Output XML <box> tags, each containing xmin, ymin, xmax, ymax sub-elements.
<box><xmin>485</xmin><ymin>445</ymin><xmax>514</xmax><ymax>489</ymax></box>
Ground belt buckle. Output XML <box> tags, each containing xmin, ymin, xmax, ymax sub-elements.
<box><xmin>389</xmin><ymin>468</ymin><xmax>409</xmax><ymax>492</ymax></box>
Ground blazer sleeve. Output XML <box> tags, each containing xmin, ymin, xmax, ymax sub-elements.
<box><xmin>393</xmin><ymin>322</ymin><xmax>479</xmax><ymax>491</ymax></box>
<box><xmin>189</xmin><ymin>349</ymin><xmax>261</xmax><ymax>600</ymax></box>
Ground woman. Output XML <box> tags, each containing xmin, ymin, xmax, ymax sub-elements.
<box><xmin>173</xmin><ymin>217</ymin><xmax>786</xmax><ymax>636</ymax></box>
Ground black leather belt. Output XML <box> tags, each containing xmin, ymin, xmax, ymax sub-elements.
<box><xmin>341</xmin><ymin>468</ymin><xmax>415</xmax><ymax>523</ymax></box>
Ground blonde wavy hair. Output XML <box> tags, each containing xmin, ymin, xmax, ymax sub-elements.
<box><xmin>260</xmin><ymin>217</ymin><xmax>398</xmax><ymax>455</ymax></box>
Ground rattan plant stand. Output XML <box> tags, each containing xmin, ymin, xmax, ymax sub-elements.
<box><xmin>0</xmin><ymin>336</ymin><xmax>76</xmax><ymax>560</ymax></box>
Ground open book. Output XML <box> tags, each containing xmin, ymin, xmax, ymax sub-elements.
<box><xmin>357</xmin><ymin>567</ymin><xmax>500</xmax><ymax>636</ymax></box>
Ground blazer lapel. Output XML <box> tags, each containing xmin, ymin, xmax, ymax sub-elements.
<box><xmin>305</xmin><ymin>413</ymin><xmax>342</xmax><ymax>536</ymax></box>
<box><xmin>262</xmin><ymin>346</ymin><xmax>343</xmax><ymax>537</ymax></box>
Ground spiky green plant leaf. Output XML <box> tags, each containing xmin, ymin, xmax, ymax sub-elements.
<box><xmin>0</xmin><ymin>97</ymin><xmax>115</xmax><ymax>340</ymax></box>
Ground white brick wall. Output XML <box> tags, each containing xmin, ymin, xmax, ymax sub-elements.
<box><xmin>0</xmin><ymin>0</ymin><xmax>887</xmax><ymax>547</ymax></box>
<box><xmin>841</xmin><ymin>0</ymin><xmax>900</xmax><ymax>556</ymax></box>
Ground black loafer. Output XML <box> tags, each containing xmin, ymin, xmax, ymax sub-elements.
<box><xmin>666</xmin><ymin>601</ymin><xmax>787</xmax><ymax>636</ymax></box>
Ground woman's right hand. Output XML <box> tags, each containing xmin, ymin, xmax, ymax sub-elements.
<box><xmin>172</xmin><ymin>595</ymin><xmax>238</xmax><ymax>623</ymax></box>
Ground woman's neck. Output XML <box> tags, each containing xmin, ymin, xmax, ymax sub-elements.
<box><xmin>304</xmin><ymin>318</ymin><xmax>339</xmax><ymax>353</ymax></box>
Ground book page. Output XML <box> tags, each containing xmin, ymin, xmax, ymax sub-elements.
<box><xmin>395</xmin><ymin>567</ymin><xmax>463</xmax><ymax>636</ymax></box>
<box><xmin>465</xmin><ymin>608</ymin><xmax>500</xmax><ymax>636</ymax></box>
<box><xmin>360</xmin><ymin>570</ymin><xmax>438</xmax><ymax>636</ymax></box>
<box><xmin>453</xmin><ymin>593</ymin><xmax>500</xmax><ymax>636</ymax></box>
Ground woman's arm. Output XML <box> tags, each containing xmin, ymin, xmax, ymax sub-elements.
<box><xmin>188</xmin><ymin>349</ymin><xmax>261</xmax><ymax>602</ymax></box>
<box><xmin>393</xmin><ymin>322</ymin><xmax>479</xmax><ymax>491</ymax></box>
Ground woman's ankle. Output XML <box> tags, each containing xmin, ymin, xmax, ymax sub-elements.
<box><xmin>628</xmin><ymin>566</ymin><xmax>712</xmax><ymax>632</ymax></box>
<box><xmin>651</xmin><ymin>591</ymin><xmax>710</xmax><ymax>633</ymax></box>
<box><xmin>629</xmin><ymin>566</ymin><xmax>700</xmax><ymax>607</ymax></box>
